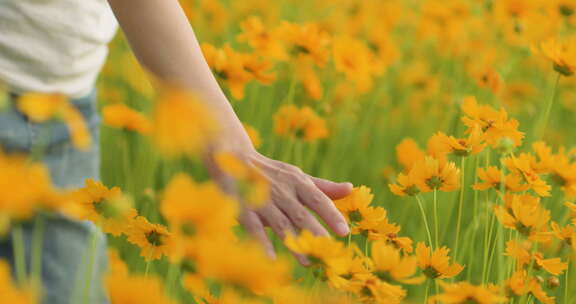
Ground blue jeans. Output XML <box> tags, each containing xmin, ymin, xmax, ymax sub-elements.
<box><xmin>0</xmin><ymin>91</ymin><xmax>109</xmax><ymax>304</ymax></box>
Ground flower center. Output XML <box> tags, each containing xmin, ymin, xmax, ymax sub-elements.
<box><xmin>145</xmin><ymin>230</ymin><xmax>164</xmax><ymax>247</ymax></box>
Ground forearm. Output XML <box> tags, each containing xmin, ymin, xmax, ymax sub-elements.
<box><xmin>107</xmin><ymin>0</ymin><xmax>252</xmax><ymax>151</ymax></box>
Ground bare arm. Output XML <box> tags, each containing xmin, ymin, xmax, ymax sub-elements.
<box><xmin>107</xmin><ymin>0</ymin><xmax>351</xmax><ymax>263</ymax></box>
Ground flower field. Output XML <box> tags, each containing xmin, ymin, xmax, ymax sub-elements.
<box><xmin>2</xmin><ymin>0</ymin><xmax>576</xmax><ymax>303</ymax></box>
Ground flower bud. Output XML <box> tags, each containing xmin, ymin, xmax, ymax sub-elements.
<box><xmin>548</xmin><ymin>276</ymin><xmax>560</xmax><ymax>289</ymax></box>
<box><xmin>496</xmin><ymin>137</ymin><xmax>516</xmax><ymax>154</ymax></box>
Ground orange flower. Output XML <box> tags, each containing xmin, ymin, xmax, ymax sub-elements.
<box><xmin>506</xmin><ymin>270</ymin><xmax>555</xmax><ymax>304</ymax></box>
<box><xmin>472</xmin><ymin>166</ymin><xmax>528</xmax><ymax>193</ymax></box>
<box><xmin>69</xmin><ymin>179</ymin><xmax>136</xmax><ymax>236</ymax></box>
<box><xmin>505</xmin><ymin>240</ymin><xmax>567</xmax><ymax>275</ymax></box>
<box><xmin>431</xmin><ymin>281</ymin><xmax>506</xmax><ymax>304</ymax></box>
<box><xmin>126</xmin><ymin>216</ymin><xmax>174</xmax><ymax>261</ymax></box>
<box><xmin>427</xmin><ymin>127</ymin><xmax>485</xmax><ymax>158</ymax></box>
<box><xmin>102</xmin><ymin>103</ymin><xmax>151</xmax><ymax>134</ymax></box>
<box><xmin>334</xmin><ymin>186</ymin><xmax>373</xmax><ymax>225</ymax></box>
<box><xmin>494</xmin><ymin>194</ymin><xmax>550</xmax><ymax>241</ymax></box>
<box><xmin>389</xmin><ymin>172</ymin><xmax>420</xmax><ymax>197</ymax></box>
<box><xmin>243</xmin><ymin>123</ymin><xmax>262</xmax><ymax>149</ymax></box>
<box><xmin>151</xmin><ymin>86</ymin><xmax>219</xmax><ymax>158</ymax></box>
<box><xmin>332</xmin><ymin>36</ymin><xmax>381</xmax><ymax>93</ymax></box>
<box><xmin>535</xmin><ymin>36</ymin><xmax>576</xmax><ymax>76</ymax></box>
<box><xmin>277</xmin><ymin>22</ymin><xmax>330</xmax><ymax>67</ymax></box>
<box><xmin>0</xmin><ymin>150</ymin><xmax>61</xmax><ymax>224</ymax></box>
<box><xmin>273</xmin><ymin>105</ymin><xmax>328</xmax><ymax>141</ymax></box>
<box><xmin>395</xmin><ymin>138</ymin><xmax>426</xmax><ymax>171</ymax></box>
<box><xmin>551</xmin><ymin>221</ymin><xmax>576</xmax><ymax>250</ymax></box>
<box><xmin>371</xmin><ymin>241</ymin><xmax>423</xmax><ymax>284</ymax></box>
<box><xmin>410</xmin><ymin>157</ymin><xmax>460</xmax><ymax>193</ymax></box>
<box><xmin>17</xmin><ymin>93</ymin><xmax>91</xmax><ymax>150</ymax></box>
<box><xmin>461</xmin><ymin>96</ymin><xmax>524</xmax><ymax>148</ymax></box>
<box><xmin>237</xmin><ymin>16</ymin><xmax>286</xmax><ymax>60</ymax></box>
<box><xmin>415</xmin><ymin>242</ymin><xmax>463</xmax><ymax>279</ymax></box>
<box><xmin>201</xmin><ymin>43</ymin><xmax>252</xmax><ymax>100</ymax></box>
<box><xmin>504</xmin><ymin>154</ymin><xmax>551</xmax><ymax>196</ymax></box>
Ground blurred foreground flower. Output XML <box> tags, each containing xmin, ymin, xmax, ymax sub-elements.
<box><xmin>17</xmin><ymin>93</ymin><xmax>91</xmax><ymax>150</ymax></box>
<box><xmin>151</xmin><ymin>86</ymin><xmax>219</xmax><ymax>158</ymax></box>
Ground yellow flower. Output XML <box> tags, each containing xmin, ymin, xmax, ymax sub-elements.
<box><xmin>395</xmin><ymin>138</ymin><xmax>426</xmax><ymax>171</ymax></box>
<box><xmin>505</xmin><ymin>240</ymin><xmax>568</xmax><ymax>275</ymax></box>
<box><xmin>285</xmin><ymin>230</ymin><xmax>349</xmax><ymax>268</ymax></box>
<box><xmin>17</xmin><ymin>92</ymin><xmax>91</xmax><ymax>150</ymax></box>
<box><xmin>0</xmin><ymin>260</ymin><xmax>37</xmax><ymax>304</ymax></box>
<box><xmin>504</xmin><ymin>153</ymin><xmax>551</xmax><ymax>196</ymax></box>
<box><xmin>69</xmin><ymin>179</ymin><xmax>136</xmax><ymax>236</ymax></box>
<box><xmin>243</xmin><ymin>123</ymin><xmax>262</xmax><ymax>149</ymax></box>
<box><xmin>237</xmin><ymin>16</ymin><xmax>286</xmax><ymax>60</ymax></box>
<box><xmin>214</xmin><ymin>152</ymin><xmax>269</xmax><ymax>207</ymax></box>
<box><xmin>472</xmin><ymin>166</ymin><xmax>528</xmax><ymax>193</ymax></box>
<box><xmin>126</xmin><ymin>216</ymin><xmax>174</xmax><ymax>261</ymax></box>
<box><xmin>201</xmin><ymin>43</ymin><xmax>252</xmax><ymax>100</ymax></box>
<box><xmin>332</xmin><ymin>36</ymin><xmax>380</xmax><ymax>93</ymax></box>
<box><xmin>551</xmin><ymin>221</ymin><xmax>576</xmax><ymax>250</ymax></box>
<box><xmin>461</xmin><ymin>96</ymin><xmax>524</xmax><ymax>148</ymax></box>
<box><xmin>160</xmin><ymin>173</ymin><xmax>238</xmax><ymax>241</ymax></box>
<box><xmin>102</xmin><ymin>103</ymin><xmax>151</xmax><ymax>134</ymax></box>
<box><xmin>494</xmin><ymin>194</ymin><xmax>550</xmax><ymax>241</ymax></box>
<box><xmin>371</xmin><ymin>241</ymin><xmax>423</xmax><ymax>284</ymax></box>
<box><xmin>411</xmin><ymin>157</ymin><xmax>460</xmax><ymax>193</ymax></box>
<box><xmin>0</xmin><ymin>150</ymin><xmax>61</xmax><ymax>223</ymax></box>
<box><xmin>347</xmin><ymin>274</ymin><xmax>406</xmax><ymax>304</ymax></box>
<box><xmin>506</xmin><ymin>270</ymin><xmax>555</xmax><ymax>304</ymax></box>
<box><xmin>195</xmin><ymin>239</ymin><xmax>290</xmax><ymax>296</ymax></box>
<box><xmin>151</xmin><ymin>86</ymin><xmax>219</xmax><ymax>158</ymax></box>
<box><xmin>273</xmin><ymin>105</ymin><xmax>328</xmax><ymax>141</ymax></box>
<box><xmin>389</xmin><ymin>172</ymin><xmax>420</xmax><ymax>197</ymax></box>
<box><xmin>297</xmin><ymin>64</ymin><xmax>323</xmax><ymax>101</ymax></box>
<box><xmin>415</xmin><ymin>242</ymin><xmax>463</xmax><ymax>279</ymax></box>
<box><xmin>277</xmin><ymin>22</ymin><xmax>330</xmax><ymax>67</ymax></box>
<box><xmin>430</xmin><ymin>281</ymin><xmax>506</xmax><ymax>304</ymax></box>
<box><xmin>535</xmin><ymin>36</ymin><xmax>576</xmax><ymax>76</ymax></box>
<box><xmin>106</xmin><ymin>271</ymin><xmax>176</xmax><ymax>304</ymax></box>
<box><xmin>428</xmin><ymin>127</ymin><xmax>485</xmax><ymax>158</ymax></box>
<box><xmin>334</xmin><ymin>186</ymin><xmax>373</xmax><ymax>225</ymax></box>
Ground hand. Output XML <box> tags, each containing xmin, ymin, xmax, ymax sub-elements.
<box><xmin>206</xmin><ymin>148</ymin><xmax>352</xmax><ymax>265</ymax></box>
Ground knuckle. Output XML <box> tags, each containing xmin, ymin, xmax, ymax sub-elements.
<box><xmin>292</xmin><ymin>208</ymin><xmax>309</xmax><ymax>225</ymax></box>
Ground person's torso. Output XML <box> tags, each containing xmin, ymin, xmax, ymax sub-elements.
<box><xmin>0</xmin><ymin>0</ymin><xmax>118</xmax><ymax>97</ymax></box>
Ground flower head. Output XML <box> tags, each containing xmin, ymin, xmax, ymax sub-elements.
<box><xmin>415</xmin><ymin>243</ymin><xmax>463</xmax><ymax>279</ymax></box>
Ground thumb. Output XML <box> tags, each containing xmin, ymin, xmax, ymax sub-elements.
<box><xmin>308</xmin><ymin>176</ymin><xmax>353</xmax><ymax>200</ymax></box>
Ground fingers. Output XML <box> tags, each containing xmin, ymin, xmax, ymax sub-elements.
<box><xmin>297</xmin><ymin>179</ymin><xmax>350</xmax><ymax>237</ymax></box>
<box><xmin>309</xmin><ymin>176</ymin><xmax>353</xmax><ymax>200</ymax></box>
<box><xmin>238</xmin><ymin>210</ymin><xmax>276</xmax><ymax>259</ymax></box>
<box><xmin>257</xmin><ymin>206</ymin><xmax>309</xmax><ymax>265</ymax></box>
<box><xmin>272</xmin><ymin>187</ymin><xmax>329</xmax><ymax>237</ymax></box>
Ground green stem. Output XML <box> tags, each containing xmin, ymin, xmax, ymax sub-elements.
<box><xmin>144</xmin><ymin>261</ymin><xmax>151</xmax><ymax>277</ymax></box>
<box><xmin>455</xmin><ymin>157</ymin><xmax>465</xmax><ymax>259</ymax></box>
<box><xmin>433</xmin><ymin>189</ymin><xmax>439</xmax><ymax>248</ymax></box>
<box><xmin>416</xmin><ymin>195</ymin><xmax>434</xmax><ymax>249</ymax></box>
<box><xmin>166</xmin><ymin>261</ymin><xmax>180</xmax><ymax>297</ymax></box>
<box><xmin>12</xmin><ymin>225</ymin><xmax>27</xmax><ymax>286</ymax></box>
<box><xmin>565</xmin><ymin>260</ymin><xmax>570</xmax><ymax>304</ymax></box>
<box><xmin>82</xmin><ymin>228</ymin><xmax>99</xmax><ymax>304</ymax></box>
<box><xmin>30</xmin><ymin>215</ymin><xmax>45</xmax><ymax>288</ymax></box>
<box><xmin>535</xmin><ymin>72</ymin><xmax>561</xmax><ymax>140</ymax></box>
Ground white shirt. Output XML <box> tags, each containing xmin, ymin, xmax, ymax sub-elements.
<box><xmin>0</xmin><ymin>0</ymin><xmax>118</xmax><ymax>98</ymax></box>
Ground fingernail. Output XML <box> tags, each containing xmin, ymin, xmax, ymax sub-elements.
<box><xmin>336</xmin><ymin>222</ymin><xmax>350</xmax><ymax>236</ymax></box>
